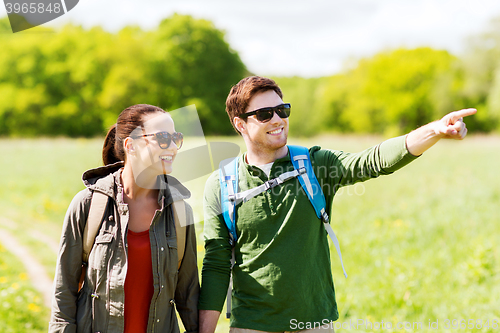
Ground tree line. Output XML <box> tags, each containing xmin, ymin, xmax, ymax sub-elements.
<box><xmin>0</xmin><ymin>14</ymin><xmax>247</xmax><ymax>136</ymax></box>
<box><xmin>277</xmin><ymin>18</ymin><xmax>500</xmax><ymax>136</ymax></box>
<box><xmin>1</xmin><ymin>15</ymin><xmax>499</xmax><ymax>137</ymax></box>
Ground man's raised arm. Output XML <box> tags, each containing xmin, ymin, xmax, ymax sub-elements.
<box><xmin>406</xmin><ymin>108</ymin><xmax>477</xmax><ymax>156</ymax></box>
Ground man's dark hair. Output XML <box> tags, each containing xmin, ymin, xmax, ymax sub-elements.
<box><xmin>225</xmin><ymin>76</ymin><xmax>283</xmax><ymax>134</ymax></box>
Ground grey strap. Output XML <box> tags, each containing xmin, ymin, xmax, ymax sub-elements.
<box><xmin>225</xmin><ymin>175</ymin><xmax>236</xmax><ymax>224</ymax></box>
<box><xmin>295</xmin><ymin>156</ymin><xmax>314</xmax><ymax>196</ymax></box>
<box><xmin>323</xmin><ymin>222</ymin><xmax>347</xmax><ymax>278</ymax></box>
<box><xmin>82</xmin><ymin>191</ymin><xmax>108</xmax><ymax>263</ymax></box>
<box><xmin>226</xmin><ymin>248</ymin><xmax>235</xmax><ymax>319</ymax></box>
<box><xmin>229</xmin><ymin>169</ymin><xmax>305</xmax><ymax>205</ymax></box>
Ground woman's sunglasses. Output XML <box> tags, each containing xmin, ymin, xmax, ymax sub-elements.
<box><xmin>239</xmin><ymin>103</ymin><xmax>291</xmax><ymax>123</ymax></box>
<box><xmin>134</xmin><ymin>131</ymin><xmax>184</xmax><ymax>150</ymax></box>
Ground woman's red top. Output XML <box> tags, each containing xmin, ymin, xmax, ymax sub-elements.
<box><xmin>124</xmin><ymin>229</ymin><xmax>154</xmax><ymax>333</ymax></box>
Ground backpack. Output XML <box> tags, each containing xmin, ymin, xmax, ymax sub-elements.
<box><xmin>219</xmin><ymin>145</ymin><xmax>347</xmax><ymax>318</ymax></box>
<box><xmin>78</xmin><ymin>191</ymin><xmax>187</xmax><ymax>291</ymax></box>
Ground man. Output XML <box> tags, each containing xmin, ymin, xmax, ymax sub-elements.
<box><xmin>198</xmin><ymin>76</ymin><xmax>475</xmax><ymax>333</ymax></box>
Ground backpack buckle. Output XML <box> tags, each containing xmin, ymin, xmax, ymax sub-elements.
<box><xmin>228</xmin><ymin>194</ymin><xmax>236</xmax><ymax>202</ymax></box>
<box><xmin>298</xmin><ymin>167</ymin><xmax>307</xmax><ymax>175</ymax></box>
<box><xmin>265</xmin><ymin>178</ymin><xmax>279</xmax><ymax>190</ymax></box>
<box><xmin>321</xmin><ymin>211</ymin><xmax>330</xmax><ymax>223</ymax></box>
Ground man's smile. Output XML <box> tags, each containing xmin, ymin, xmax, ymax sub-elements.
<box><xmin>267</xmin><ymin>127</ymin><xmax>284</xmax><ymax>135</ymax></box>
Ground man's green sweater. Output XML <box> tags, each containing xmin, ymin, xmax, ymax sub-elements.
<box><xmin>199</xmin><ymin>136</ymin><xmax>418</xmax><ymax>331</ymax></box>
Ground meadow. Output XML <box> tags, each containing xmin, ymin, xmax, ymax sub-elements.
<box><xmin>0</xmin><ymin>135</ymin><xmax>498</xmax><ymax>332</ymax></box>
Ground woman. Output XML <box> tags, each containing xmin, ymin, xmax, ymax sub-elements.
<box><xmin>49</xmin><ymin>104</ymin><xmax>199</xmax><ymax>333</ymax></box>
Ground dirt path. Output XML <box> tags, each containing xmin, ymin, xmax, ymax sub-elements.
<box><xmin>30</xmin><ymin>229</ymin><xmax>60</xmax><ymax>254</ymax></box>
<box><xmin>0</xmin><ymin>225</ymin><xmax>55</xmax><ymax>308</ymax></box>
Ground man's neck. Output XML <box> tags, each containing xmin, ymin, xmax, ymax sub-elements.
<box><xmin>245</xmin><ymin>145</ymin><xmax>288</xmax><ymax>166</ymax></box>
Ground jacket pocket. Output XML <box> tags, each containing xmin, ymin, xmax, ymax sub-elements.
<box><xmin>76</xmin><ymin>289</ymin><xmax>92</xmax><ymax>333</ymax></box>
<box><xmin>166</xmin><ymin>237</ymin><xmax>179</xmax><ymax>290</ymax></box>
<box><xmin>89</xmin><ymin>232</ymin><xmax>114</xmax><ymax>270</ymax></box>
<box><xmin>166</xmin><ymin>237</ymin><xmax>180</xmax><ymax>277</ymax></box>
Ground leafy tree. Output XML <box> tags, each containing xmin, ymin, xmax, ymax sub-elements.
<box><xmin>96</xmin><ymin>26</ymin><xmax>156</xmax><ymax>130</ymax></box>
<box><xmin>272</xmin><ymin>76</ymin><xmax>328</xmax><ymax>137</ymax></box>
<box><xmin>320</xmin><ymin>48</ymin><xmax>456</xmax><ymax>135</ymax></box>
<box><xmin>0</xmin><ymin>14</ymin><xmax>247</xmax><ymax>137</ymax></box>
<box><xmin>0</xmin><ymin>20</ymin><xmax>52</xmax><ymax>135</ymax></box>
<box><xmin>0</xmin><ymin>16</ymin><xmax>11</xmax><ymax>32</ymax></box>
<box><xmin>149</xmin><ymin>14</ymin><xmax>247</xmax><ymax>135</ymax></box>
<box><xmin>454</xmin><ymin>17</ymin><xmax>500</xmax><ymax>132</ymax></box>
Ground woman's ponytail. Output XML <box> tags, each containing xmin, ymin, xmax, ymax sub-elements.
<box><xmin>102</xmin><ymin>124</ymin><xmax>121</xmax><ymax>166</ymax></box>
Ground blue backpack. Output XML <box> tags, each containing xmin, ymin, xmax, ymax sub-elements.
<box><xmin>218</xmin><ymin>145</ymin><xmax>347</xmax><ymax>317</ymax></box>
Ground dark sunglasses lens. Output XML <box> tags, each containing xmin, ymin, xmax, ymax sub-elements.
<box><xmin>256</xmin><ymin>109</ymin><xmax>274</xmax><ymax>122</ymax></box>
<box><xmin>156</xmin><ymin>132</ymin><xmax>183</xmax><ymax>149</ymax></box>
<box><xmin>173</xmin><ymin>133</ymin><xmax>183</xmax><ymax>149</ymax></box>
<box><xmin>276</xmin><ymin>105</ymin><xmax>291</xmax><ymax>118</ymax></box>
<box><xmin>156</xmin><ymin>133</ymin><xmax>171</xmax><ymax>149</ymax></box>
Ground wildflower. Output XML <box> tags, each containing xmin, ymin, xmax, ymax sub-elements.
<box><xmin>28</xmin><ymin>303</ymin><xmax>40</xmax><ymax>312</ymax></box>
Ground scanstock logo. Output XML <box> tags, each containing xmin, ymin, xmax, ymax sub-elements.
<box><xmin>3</xmin><ymin>0</ymin><xmax>78</xmax><ymax>33</ymax></box>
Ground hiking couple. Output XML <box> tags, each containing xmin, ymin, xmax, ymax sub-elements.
<box><xmin>49</xmin><ymin>76</ymin><xmax>475</xmax><ymax>333</ymax></box>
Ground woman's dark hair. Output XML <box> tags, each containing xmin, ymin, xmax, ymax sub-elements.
<box><xmin>102</xmin><ymin>104</ymin><xmax>166</xmax><ymax>165</ymax></box>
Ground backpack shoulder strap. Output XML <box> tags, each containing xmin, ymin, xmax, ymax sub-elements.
<box><xmin>80</xmin><ymin>191</ymin><xmax>109</xmax><ymax>291</ymax></box>
<box><xmin>219</xmin><ymin>157</ymin><xmax>239</xmax><ymax>245</ymax></box>
<box><xmin>288</xmin><ymin>145</ymin><xmax>348</xmax><ymax>278</ymax></box>
<box><xmin>288</xmin><ymin>145</ymin><xmax>329</xmax><ymax>221</ymax></box>
<box><xmin>219</xmin><ymin>157</ymin><xmax>239</xmax><ymax>319</ymax></box>
<box><xmin>172</xmin><ymin>200</ymin><xmax>187</xmax><ymax>270</ymax></box>
<box><xmin>82</xmin><ymin>191</ymin><xmax>109</xmax><ymax>263</ymax></box>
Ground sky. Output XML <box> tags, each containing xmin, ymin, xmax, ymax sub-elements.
<box><xmin>3</xmin><ymin>0</ymin><xmax>500</xmax><ymax>77</ymax></box>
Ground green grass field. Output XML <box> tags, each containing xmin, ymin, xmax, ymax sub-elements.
<box><xmin>0</xmin><ymin>135</ymin><xmax>498</xmax><ymax>332</ymax></box>
<box><xmin>0</xmin><ymin>242</ymin><xmax>50</xmax><ymax>333</ymax></box>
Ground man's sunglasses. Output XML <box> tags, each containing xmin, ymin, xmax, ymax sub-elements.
<box><xmin>133</xmin><ymin>131</ymin><xmax>184</xmax><ymax>150</ymax></box>
<box><xmin>239</xmin><ymin>103</ymin><xmax>291</xmax><ymax>123</ymax></box>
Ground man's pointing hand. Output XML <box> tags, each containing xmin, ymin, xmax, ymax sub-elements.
<box><xmin>434</xmin><ymin>108</ymin><xmax>477</xmax><ymax>140</ymax></box>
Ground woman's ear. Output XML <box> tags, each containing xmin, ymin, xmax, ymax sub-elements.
<box><xmin>124</xmin><ymin>137</ymin><xmax>135</xmax><ymax>155</ymax></box>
